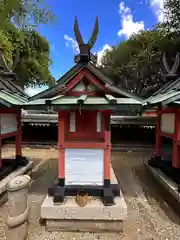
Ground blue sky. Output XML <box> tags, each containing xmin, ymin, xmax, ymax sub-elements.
<box><xmin>26</xmin><ymin>0</ymin><xmax>164</xmax><ymax>96</ymax></box>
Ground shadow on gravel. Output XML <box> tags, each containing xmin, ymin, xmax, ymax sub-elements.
<box><xmin>111</xmin><ymin>152</ymin><xmax>146</xmax><ymax>198</ymax></box>
<box><xmin>31</xmin><ymin>157</ymin><xmax>42</xmax><ymax>166</ymax></box>
<box><xmin>134</xmin><ymin>163</ymin><xmax>180</xmax><ymax>225</ymax></box>
<box><xmin>29</xmin><ymin>159</ymin><xmax>58</xmax><ymax>195</ymax></box>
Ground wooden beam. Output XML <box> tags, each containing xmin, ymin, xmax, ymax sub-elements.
<box><xmin>84</xmin><ymin>69</ymin><xmax>107</xmax><ymax>92</ymax></box>
<box><xmin>62</xmin><ymin>142</ymin><xmax>106</xmax><ymax>149</ymax></box>
<box><xmin>65</xmin><ymin>70</ymin><xmax>86</xmax><ymax>92</ymax></box>
<box><xmin>58</xmin><ymin>112</ymin><xmax>65</xmax><ymax>179</ymax></box>
<box><xmin>66</xmin><ymin>90</ymin><xmax>103</xmax><ymax>97</ymax></box>
<box><xmin>16</xmin><ymin>110</ymin><xmax>22</xmax><ymax>158</ymax></box>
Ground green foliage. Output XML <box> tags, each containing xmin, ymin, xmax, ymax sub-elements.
<box><xmin>0</xmin><ymin>30</ymin><xmax>14</xmax><ymax>65</ymax></box>
<box><xmin>13</xmin><ymin>29</ymin><xmax>55</xmax><ymax>88</ymax></box>
<box><xmin>163</xmin><ymin>0</ymin><xmax>180</xmax><ymax>34</ymax></box>
<box><xmin>101</xmin><ymin>0</ymin><xmax>180</xmax><ymax>98</ymax></box>
<box><xmin>0</xmin><ymin>0</ymin><xmax>56</xmax><ymax>89</ymax></box>
<box><xmin>100</xmin><ymin>30</ymin><xmax>180</xmax><ymax>97</ymax></box>
<box><xmin>0</xmin><ymin>0</ymin><xmax>55</xmax><ymax>29</ymax></box>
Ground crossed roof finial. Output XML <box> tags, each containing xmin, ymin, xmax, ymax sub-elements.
<box><xmin>162</xmin><ymin>53</ymin><xmax>180</xmax><ymax>79</ymax></box>
<box><xmin>74</xmin><ymin>17</ymin><xmax>99</xmax><ymax>63</ymax></box>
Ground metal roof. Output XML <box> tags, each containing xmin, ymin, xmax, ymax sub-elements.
<box><xmin>28</xmin><ymin>61</ymin><xmax>143</xmax><ymax>104</ymax></box>
<box><xmin>0</xmin><ymin>90</ymin><xmax>28</xmax><ymax>107</ymax></box>
<box><xmin>0</xmin><ymin>73</ymin><xmax>29</xmax><ymax>98</ymax></box>
<box><xmin>153</xmin><ymin>76</ymin><xmax>180</xmax><ymax>96</ymax></box>
<box><xmin>143</xmin><ymin>73</ymin><xmax>180</xmax><ymax>108</ymax></box>
<box><xmin>21</xmin><ymin>93</ymin><xmax>142</xmax><ymax>110</ymax></box>
<box><xmin>29</xmin><ymin>63</ymin><xmax>86</xmax><ymax>101</ymax></box>
<box><xmin>144</xmin><ymin>90</ymin><xmax>180</xmax><ymax>105</ymax></box>
<box><xmin>105</xmin><ymin>83</ymin><xmax>143</xmax><ymax>103</ymax></box>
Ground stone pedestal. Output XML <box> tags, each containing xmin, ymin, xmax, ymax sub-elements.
<box><xmin>0</xmin><ymin>160</ymin><xmax>33</xmax><ymax>207</ymax></box>
<box><xmin>41</xmin><ymin>167</ymin><xmax>127</xmax><ymax>233</ymax></box>
<box><xmin>6</xmin><ymin>175</ymin><xmax>31</xmax><ymax>240</ymax></box>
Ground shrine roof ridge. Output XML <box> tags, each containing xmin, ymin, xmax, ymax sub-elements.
<box><xmin>28</xmin><ymin>61</ymin><xmax>143</xmax><ymax>104</ymax></box>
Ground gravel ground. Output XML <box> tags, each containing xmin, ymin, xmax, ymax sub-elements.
<box><xmin>0</xmin><ymin>148</ymin><xmax>180</xmax><ymax>239</ymax></box>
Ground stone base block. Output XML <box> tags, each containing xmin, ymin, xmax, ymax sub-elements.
<box><xmin>41</xmin><ymin>166</ymin><xmax>127</xmax><ymax>232</ymax></box>
<box><xmin>46</xmin><ymin>219</ymin><xmax>123</xmax><ymax>232</ymax></box>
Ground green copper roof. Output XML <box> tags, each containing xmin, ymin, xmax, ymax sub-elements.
<box><xmin>29</xmin><ymin>61</ymin><xmax>143</xmax><ymax>102</ymax></box>
<box><xmin>143</xmin><ymin>75</ymin><xmax>180</xmax><ymax>108</ymax></box>
<box><xmin>21</xmin><ymin>94</ymin><xmax>142</xmax><ymax>111</ymax></box>
<box><xmin>24</xmin><ymin>95</ymin><xmax>141</xmax><ymax>106</ymax></box>
<box><xmin>152</xmin><ymin>77</ymin><xmax>180</xmax><ymax>96</ymax></box>
<box><xmin>147</xmin><ymin>90</ymin><xmax>180</xmax><ymax>104</ymax></box>
<box><xmin>0</xmin><ymin>90</ymin><xmax>28</xmax><ymax>107</ymax></box>
<box><xmin>22</xmin><ymin>57</ymin><xmax>143</xmax><ymax>111</ymax></box>
<box><xmin>143</xmin><ymin>90</ymin><xmax>180</xmax><ymax>107</ymax></box>
<box><xmin>0</xmin><ymin>73</ymin><xmax>29</xmax><ymax>98</ymax></box>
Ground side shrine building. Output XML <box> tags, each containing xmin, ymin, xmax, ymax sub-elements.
<box><xmin>143</xmin><ymin>53</ymin><xmax>180</xmax><ymax>187</ymax></box>
<box><xmin>0</xmin><ymin>50</ymin><xmax>29</xmax><ymax>178</ymax></box>
<box><xmin>21</xmin><ymin>17</ymin><xmax>142</xmax><ymax>231</ymax></box>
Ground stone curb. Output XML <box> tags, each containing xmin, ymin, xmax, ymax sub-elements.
<box><xmin>31</xmin><ymin>158</ymin><xmax>48</xmax><ymax>174</ymax></box>
<box><xmin>144</xmin><ymin>160</ymin><xmax>180</xmax><ymax>204</ymax></box>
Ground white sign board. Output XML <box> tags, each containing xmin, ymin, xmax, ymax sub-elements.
<box><xmin>0</xmin><ymin>114</ymin><xmax>17</xmax><ymax>135</ymax></box>
<box><xmin>65</xmin><ymin>148</ymin><xmax>104</xmax><ymax>186</ymax></box>
<box><xmin>161</xmin><ymin>113</ymin><xmax>175</xmax><ymax>134</ymax></box>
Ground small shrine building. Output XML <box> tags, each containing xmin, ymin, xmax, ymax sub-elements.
<box><xmin>22</xmin><ymin>17</ymin><xmax>143</xmax><ymax>205</ymax></box>
<box><xmin>143</xmin><ymin>77</ymin><xmax>180</xmax><ymax>168</ymax></box>
<box><xmin>0</xmin><ymin>50</ymin><xmax>29</xmax><ymax>177</ymax></box>
<box><xmin>143</xmin><ymin>53</ymin><xmax>180</xmax><ymax>171</ymax></box>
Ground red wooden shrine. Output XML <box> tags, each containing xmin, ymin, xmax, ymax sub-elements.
<box><xmin>0</xmin><ymin>108</ymin><xmax>22</xmax><ymax>168</ymax></box>
<box><xmin>155</xmin><ymin>106</ymin><xmax>180</xmax><ymax>169</ymax></box>
<box><xmin>144</xmin><ymin>52</ymin><xmax>180</xmax><ymax>170</ymax></box>
<box><xmin>57</xmin><ymin>100</ymin><xmax>112</xmax><ymax>187</ymax></box>
<box><xmin>48</xmin><ymin>67</ymin><xmax>123</xmax><ymax>205</ymax></box>
<box><xmin>0</xmin><ymin>49</ymin><xmax>29</xmax><ymax>174</ymax></box>
<box><xmin>23</xmin><ymin>17</ymin><xmax>142</xmax><ymax>205</ymax></box>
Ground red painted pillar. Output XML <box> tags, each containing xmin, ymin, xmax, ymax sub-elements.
<box><xmin>172</xmin><ymin>109</ymin><xmax>180</xmax><ymax>168</ymax></box>
<box><xmin>104</xmin><ymin>113</ymin><xmax>111</xmax><ymax>187</ymax></box>
<box><xmin>155</xmin><ymin>110</ymin><xmax>162</xmax><ymax>158</ymax></box>
<box><xmin>172</xmin><ymin>142</ymin><xmax>180</xmax><ymax>168</ymax></box>
<box><xmin>0</xmin><ymin>139</ymin><xmax>2</xmax><ymax>168</ymax></box>
<box><xmin>58</xmin><ymin>111</ymin><xmax>65</xmax><ymax>186</ymax></box>
<box><xmin>16</xmin><ymin>110</ymin><xmax>22</xmax><ymax>159</ymax></box>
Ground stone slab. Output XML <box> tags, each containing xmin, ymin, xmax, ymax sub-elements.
<box><xmin>41</xmin><ymin>194</ymin><xmax>127</xmax><ymax>221</ymax></box>
<box><xmin>46</xmin><ymin>219</ymin><xmax>123</xmax><ymax>233</ymax></box>
<box><xmin>41</xmin><ymin>166</ymin><xmax>127</xmax><ymax>232</ymax></box>
<box><xmin>0</xmin><ymin>160</ymin><xmax>33</xmax><ymax>196</ymax></box>
<box><xmin>144</xmin><ymin>160</ymin><xmax>180</xmax><ymax>203</ymax></box>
